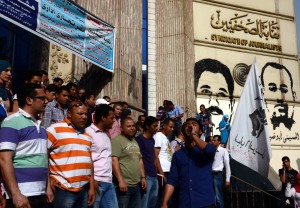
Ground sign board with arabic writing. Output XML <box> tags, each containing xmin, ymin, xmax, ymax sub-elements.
<box><xmin>0</xmin><ymin>0</ymin><xmax>115</xmax><ymax>72</ymax></box>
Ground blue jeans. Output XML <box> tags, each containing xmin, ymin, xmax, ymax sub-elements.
<box><xmin>53</xmin><ymin>186</ymin><xmax>88</xmax><ymax>208</ymax></box>
<box><xmin>141</xmin><ymin>176</ymin><xmax>158</xmax><ymax>208</ymax></box>
<box><xmin>91</xmin><ymin>182</ymin><xmax>118</xmax><ymax>208</ymax></box>
<box><xmin>213</xmin><ymin>172</ymin><xmax>224</xmax><ymax>208</ymax></box>
<box><xmin>116</xmin><ymin>184</ymin><xmax>141</xmax><ymax>208</ymax></box>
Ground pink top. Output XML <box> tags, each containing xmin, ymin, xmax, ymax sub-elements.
<box><xmin>110</xmin><ymin>118</ymin><xmax>121</xmax><ymax>139</ymax></box>
<box><xmin>85</xmin><ymin>124</ymin><xmax>112</xmax><ymax>183</ymax></box>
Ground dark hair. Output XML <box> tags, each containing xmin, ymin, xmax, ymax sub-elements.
<box><xmin>121</xmin><ymin>101</ymin><xmax>128</xmax><ymax>107</ymax></box>
<box><xmin>18</xmin><ymin>83</ymin><xmax>42</xmax><ymax>108</ymax></box>
<box><xmin>94</xmin><ymin>104</ymin><xmax>114</xmax><ymax>124</ymax></box>
<box><xmin>200</xmin><ymin>104</ymin><xmax>205</xmax><ymax>108</ymax></box>
<box><xmin>53</xmin><ymin>77</ymin><xmax>64</xmax><ymax>83</ymax></box>
<box><xmin>162</xmin><ymin>118</ymin><xmax>174</xmax><ymax>126</ymax></box>
<box><xmin>181</xmin><ymin>122</ymin><xmax>189</xmax><ymax>139</ymax></box>
<box><xmin>67</xmin><ymin>101</ymin><xmax>86</xmax><ymax>111</ymax></box>
<box><xmin>166</xmin><ymin>100</ymin><xmax>173</xmax><ymax>106</ymax></box>
<box><xmin>113</xmin><ymin>102</ymin><xmax>122</xmax><ymax>109</ymax></box>
<box><xmin>24</xmin><ymin>70</ymin><xmax>42</xmax><ymax>82</ymax></box>
<box><xmin>261</xmin><ymin>62</ymin><xmax>296</xmax><ymax>101</ymax></box>
<box><xmin>138</xmin><ymin>114</ymin><xmax>146</xmax><ymax>121</ymax></box>
<box><xmin>205</xmin><ymin>136</ymin><xmax>212</xmax><ymax>143</ymax></box>
<box><xmin>194</xmin><ymin>58</ymin><xmax>234</xmax><ymax>101</ymax></box>
<box><xmin>103</xmin><ymin>95</ymin><xmax>111</xmax><ymax>100</ymax></box>
<box><xmin>186</xmin><ymin>117</ymin><xmax>199</xmax><ymax>124</ymax></box>
<box><xmin>143</xmin><ymin>116</ymin><xmax>158</xmax><ymax>131</ymax></box>
<box><xmin>282</xmin><ymin>156</ymin><xmax>290</xmax><ymax>162</ymax></box>
<box><xmin>120</xmin><ymin>109</ymin><xmax>131</xmax><ymax>122</ymax></box>
<box><xmin>41</xmin><ymin>71</ymin><xmax>48</xmax><ymax>76</ymax></box>
<box><xmin>56</xmin><ymin>86</ymin><xmax>70</xmax><ymax>94</ymax></box>
<box><xmin>213</xmin><ymin>135</ymin><xmax>221</xmax><ymax>141</ymax></box>
<box><xmin>121</xmin><ymin>117</ymin><xmax>134</xmax><ymax>127</ymax></box>
<box><xmin>158</xmin><ymin>106</ymin><xmax>164</xmax><ymax>110</ymax></box>
<box><xmin>80</xmin><ymin>92</ymin><xmax>94</xmax><ymax>103</ymax></box>
<box><xmin>45</xmin><ymin>84</ymin><xmax>57</xmax><ymax>93</ymax></box>
<box><xmin>66</xmin><ymin>82</ymin><xmax>78</xmax><ymax>90</ymax></box>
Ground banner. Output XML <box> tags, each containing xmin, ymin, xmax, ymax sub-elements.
<box><xmin>0</xmin><ymin>0</ymin><xmax>115</xmax><ymax>72</ymax></box>
<box><xmin>228</xmin><ymin>59</ymin><xmax>272</xmax><ymax>177</ymax></box>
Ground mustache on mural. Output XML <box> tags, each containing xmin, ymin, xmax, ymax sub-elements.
<box><xmin>207</xmin><ymin>106</ymin><xmax>223</xmax><ymax>115</ymax></box>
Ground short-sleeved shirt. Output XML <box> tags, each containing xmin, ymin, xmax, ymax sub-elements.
<box><xmin>43</xmin><ymin>100</ymin><xmax>68</xmax><ymax>128</ymax></box>
<box><xmin>110</xmin><ymin>118</ymin><xmax>121</xmax><ymax>139</ymax></box>
<box><xmin>47</xmin><ymin>118</ymin><xmax>93</xmax><ymax>192</ymax></box>
<box><xmin>135</xmin><ymin>134</ymin><xmax>157</xmax><ymax>177</ymax></box>
<box><xmin>85</xmin><ymin>124</ymin><xmax>112</xmax><ymax>183</ymax></box>
<box><xmin>154</xmin><ymin>132</ymin><xmax>172</xmax><ymax>172</ymax></box>
<box><xmin>111</xmin><ymin>135</ymin><xmax>142</xmax><ymax>186</ymax></box>
<box><xmin>279</xmin><ymin>168</ymin><xmax>298</xmax><ymax>191</ymax></box>
<box><xmin>166</xmin><ymin>105</ymin><xmax>184</xmax><ymax>124</ymax></box>
<box><xmin>0</xmin><ymin>109</ymin><xmax>48</xmax><ymax>198</ymax></box>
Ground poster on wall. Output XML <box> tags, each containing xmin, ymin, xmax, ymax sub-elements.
<box><xmin>0</xmin><ymin>0</ymin><xmax>115</xmax><ymax>72</ymax></box>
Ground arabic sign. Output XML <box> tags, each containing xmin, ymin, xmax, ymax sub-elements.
<box><xmin>228</xmin><ymin>59</ymin><xmax>272</xmax><ymax>177</ymax></box>
<box><xmin>0</xmin><ymin>0</ymin><xmax>115</xmax><ymax>72</ymax></box>
<box><xmin>210</xmin><ymin>10</ymin><xmax>280</xmax><ymax>40</ymax></box>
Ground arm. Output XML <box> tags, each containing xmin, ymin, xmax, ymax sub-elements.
<box><xmin>12</xmin><ymin>100</ymin><xmax>18</xmax><ymax>113</ymax></box>
<box><xmin>139</xmin><ymin>159</ymin><xmax>147</xmax><ymax>190</ymax></box>
<box><xmin>0</xmin><ymin>151</ymin><xmax>31</xmax><ymax>208</ymax></box>
<box><xmin>112</xmin><ymin>156</ymin><xmax>128</xmax><ymax>192</ymax></box>
<box><xmin>161</xmin><ymin>184</ymin><xmax>175</xmax><ymax>208</ymax></box>
<box><xmin>87</xmin><ymin>159</ymin><xmax>96</xmax><ymax>206</ymax></box>
<box><xmin>280</xmin><ymin>168</ymin><xmax>286</xmax><ymax>184</ymax></box>
<box><xmin>224</xmin><ymin>150</ymin><xmax>231</xmax><ymax>187</ymax></box>
<box><xmin>155</xmin><ymin>148</ymin><xmax>167</xmax><ymax>182</ymax></box>
<box><xmin>43</xmin><ymin>105</ymin><xmax>52</xmax><ymax>128</ymax></box>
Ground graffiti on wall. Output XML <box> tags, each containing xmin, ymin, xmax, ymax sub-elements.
<box><xmin>195</xmin><ymin>58</ymin><xmax>298</xmax><ymax>144</ymax></box>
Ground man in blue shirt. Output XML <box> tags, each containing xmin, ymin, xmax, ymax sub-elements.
<box><xmin>161</xmin><ymin>118</ymin><xmax>216</xmax><ymax>208</ymax></box>
<box><xmin>165</xmin><ymin>100</ymin><xmax>184</xmax><ymax>141</ymax></box>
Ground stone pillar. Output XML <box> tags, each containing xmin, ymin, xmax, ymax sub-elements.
<box><xmin>155</xmin><ymin>0</ymin><xmax>196</xmax><ymax>117</ymax></box>
<box><xmin>148</xmin><ymin>0</ymin><xmax>157</xmax><ymax>116</ymax></box>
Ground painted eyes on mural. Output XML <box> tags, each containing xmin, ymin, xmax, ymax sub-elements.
<box><xmin>217</xmin><ymin>92</ymin><xmax>227</xmax><ymax>97</ymax></box>
<box><xmin>201</xmin><ymin>89</ymin><xmax>211</xmax><ymax>94</ymax></box>
<box><xmin>268</xmin><ymin>83</ymin><xmax>288</xmax><ymax>94</ymax></box>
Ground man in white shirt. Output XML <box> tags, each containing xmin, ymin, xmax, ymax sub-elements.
<box><xmin>154</xmin><ymin>119</ymin><xmax>175</xmax><ymax>207</ymax></box>
<box><xmin>211</xmin><ymin>135</ymin><xmax>231</xmax><ymax>208</ymax></box>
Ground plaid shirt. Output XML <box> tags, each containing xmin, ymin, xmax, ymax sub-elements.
<box><xmin>43</xmin><ymin>100</ymin><xmax>67</xmax><ymax>128</ymax></box>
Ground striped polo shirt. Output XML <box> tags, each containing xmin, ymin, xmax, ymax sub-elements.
<box><xmin>47</xmin><ymin>118</ymin><xmax>93</xmax><ymax>192</ymax></box>
<box><xmin>0</xmin><ymin>109</ymin><xmax>48</xmax><ymax>198</ymax></box>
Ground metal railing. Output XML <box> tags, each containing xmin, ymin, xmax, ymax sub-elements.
<box><xmin>224</xmin><ymin>175</ymin><xmax>285</xmax><ymax>208</ymax></box>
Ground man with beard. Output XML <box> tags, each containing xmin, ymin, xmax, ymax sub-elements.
<box><xmin>194</xmin><ymin>58</ymin><xmax>235</xmax><ymax>134</ymax></box>
<box><xmin>161</xmin><ymin>118</ymin><xmax>216</xmax><ymax>208</ymax></box>
<box><xmin>261</xmin><ymin>62</ymin><xmax>296</xmax><ymax>130</ymax></box>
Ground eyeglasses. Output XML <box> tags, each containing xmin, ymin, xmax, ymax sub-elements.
<box><xmin>32</xmin><ymin>96</ymin><xmax>46</xmax><ymax>101</ymax></box>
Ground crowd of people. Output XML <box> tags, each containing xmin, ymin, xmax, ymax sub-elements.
<box><xmin>0</xmin><ymin>60</ymin><xmax>298</xmax><ymax>208</ymax></box>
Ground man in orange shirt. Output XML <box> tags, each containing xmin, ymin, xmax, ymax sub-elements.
<box><xmin>47</xmin><ymin>101</ymin><xmax>96</xmax><ymax>208</ymax></box>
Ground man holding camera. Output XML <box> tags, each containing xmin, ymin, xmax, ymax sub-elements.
<box><xmin>278</xmin><ymin>156</ymin><xmax>298</xmax><ymax>208</ymax></box>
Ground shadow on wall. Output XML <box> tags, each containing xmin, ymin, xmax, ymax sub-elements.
<box><xmin>78</xmin><ymin>64</ymin><xmax>112</xmax><ymax>96</ymax></box>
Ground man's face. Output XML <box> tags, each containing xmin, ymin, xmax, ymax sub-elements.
<box><xmin>29</xmin><ymin>76</ymin><xmax>42</xmax><ymax>85</ymax></box>
<box><xmin>283</xmin><ymin>159</ymin><xmax>290</xmax><ymax>169</ymax></box>
<box><xmin>56</xmin><ymin>90</ymin><xmax>69</xmax><ymax>106</ymax></box>
<box><xmin>114</xmin><ymin>105</ymin><xmax>122</xmax><ymax>117</ymax></box>
<box><xmin>31</xmin><ymin>89</ymin><xmax>48</xmax><ymax>114</ymax></box>
<box><xmin>78</xmin><ymin>89</ymin><xmax>85</xmax><ymax>98</ymax></box>
<box><xmin>54</xmin><ymin>80</ymin><xmax>63</xmax><ymax>87</ymax></box>
<box><xmin>86</xmin><ymin>95</ymin><xmax>95</xmax><ymax>107</ymax></box>
<box><xmin>103</xmin><ymin>110</ymin><xmax>115</xmax><ymax>129</ymax></box>
<box><xmin>122</xmin><ymin>104</ymin><xmax>129</xmax><ymax>109</ymax></box>
<box><xmin>69</xmin><ymin>86</ymin><xmax>78</xmax><ymax>97</ymax></box>
<box><xmin>197</xmin><ymin>71</ymin><xmax>229</xmax><ymax>116</ymax></box>
<box><xmin>148</xmin><ymin>122</ymin><xmax>158</xmax><ymax>135</ymax></box>
<box><xmin>139</xmin><ymin>116</ymin><xmax>146</xmax><ymax>125</ymax></box>
<box><xmin>45</xmin><ymin>90</ymin><xmax>56</xmax><ymax>102</ymax></box>
<box><xmin>163</xmin><ymin>121</ymin><xmax>175</xmax><ymax>136</ymax></box>
<box><xmin>200</xmin><ymin>105</ymin><xmax>205</xmax><ymax>113</ymax></box>
<box><xmin>211</xmin><ymin>137</ymin><xmax>220</xmax><ymax>148</ymax></box>
<box><xmin>121</xmin><ymin>119</ymin><xmax>136</xmax><ymax>138</ymax></box>
<box><xmin>186</xmin><ymin>120</ymin><xmax>200</xmax><ymax>135</ymax></box>
<box><xmin>0</xmin><ymin>67</ymin><xmax>12</xmax><ymax>83</ymax></box>
<box><xmin>263</xmin><ymin>66</ymin><xmax>295</xmax><ymax>130</ymax></box>
<box><xmin>68</xmin><ymin>104</ymin><xmax>88</xmax><ymax>130</ymax></box>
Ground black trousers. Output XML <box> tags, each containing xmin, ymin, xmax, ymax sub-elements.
<box><xmin>6</xmin><ymin>195</ymin><xmax>48</xmax><ymax>208</ymax></box>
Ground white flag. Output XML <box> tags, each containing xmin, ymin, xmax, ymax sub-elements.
<box><xmin>228</xmin><ymin>58</ymin><xmax>272</xmax><ymax>177</ymax></box>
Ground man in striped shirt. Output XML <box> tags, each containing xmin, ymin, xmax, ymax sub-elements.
<box><xmin>47</xmin><ymin>101</ymin><xmax>96</xmax><ymax>208</ymax></box>
<box><xmin>0</xmin><ymin>83</ymin><xmax>51</xmax><ymax>208</ymax></box>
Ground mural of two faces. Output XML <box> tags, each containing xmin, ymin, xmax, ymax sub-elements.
<box><xmin>195</xmin><ymin>58</ymin><xmax>298</xmax><ymax>145</ymax></box>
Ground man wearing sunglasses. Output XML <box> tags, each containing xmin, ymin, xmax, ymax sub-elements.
<box><xmin>0</xmin><ymin>83</ymin><xmax>51</xmax><ymax>208</ymax></box>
